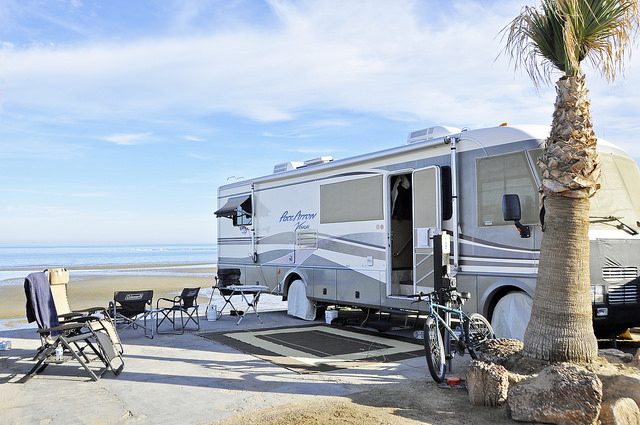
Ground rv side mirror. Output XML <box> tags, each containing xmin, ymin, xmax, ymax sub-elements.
<box><xmin>502</xmin><ymin>194</ymin><xmax>531</xmax><ymax>238</ymax></box>
<box><xmin>502</xmin><ymin>194</ymin><xmax>521</xmax><ymax>221</ymax></box>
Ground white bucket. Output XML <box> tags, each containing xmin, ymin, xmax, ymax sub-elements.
<box><xmin>325</xmin><ymin>309</ymin><xmax>338</xmax><ymax>324</ymax></box>
<box><xmin>207</xmin><ymin>305</ymin><xmax>218</xmax><ymax>321</ymax></box>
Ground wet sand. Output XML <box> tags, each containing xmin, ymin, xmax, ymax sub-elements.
<box><xmin>0</xmin><ymin>264</ymin><xmax>217</xmax><ymax>322</ymax></box>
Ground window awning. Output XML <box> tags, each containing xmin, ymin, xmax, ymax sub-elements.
<box><xmin>214</xmin><ymin>195</ymin><xmax>252</xmax><ymax>218</ymax></box>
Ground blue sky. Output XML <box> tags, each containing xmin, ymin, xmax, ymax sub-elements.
<box><xmin>0</xmin><ymin>0</ymin><xmax>638</xmax><ymax>246</ymax></box>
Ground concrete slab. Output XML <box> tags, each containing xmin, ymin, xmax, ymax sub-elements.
<box><xmin>0</xmin><ymin>299</ymin><xmax>470</xmax><ymax>425</ymax></box>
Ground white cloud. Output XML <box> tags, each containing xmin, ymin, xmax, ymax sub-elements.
<box><xmin>185</xmin><ymin>152</ymin><xmax>210</xmax><ymax>160</ymax></box>
<box><xmin>183</xmin><ymin>135</ymin><xmax>206</xmax><ymax>142</ymax></box>
<box><xmin>0</xmin><ymin>0</ymin><xmax>538</xmax><ymax>125</ymax></box>
<box><xmin>0</xmin><ymin>0</ymin><xmax>635</xmax><ymax>146</ymax></box>
<box><xmin>100</xmin><ymin>132</ymin><xmax>152</xmax><ymax>145</ymax></box>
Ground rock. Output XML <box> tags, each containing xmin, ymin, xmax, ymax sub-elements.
<box><xmin>479</xmin><ymin>338</ymin><xmax>523</xmax><ymax>365</ymax></box>
<box><xmin>599</xmin><ymin>398</ymin><xmax>640</xmax><ymax>425</ymax></box>
<box><xmin>508</xmin><ymin>363</ymin><xmax>602</xmax><ymax>425</ymax></box>
<box><xmin>599</xmin><ymin>348</ymin><xmax>634</xmax><ymax>364</ymax></box>
<box><xmin>467</xmin><ymin>360</ymin><xmax>509</xmax><ymax>407</ymax></box>
<box><xmin>507</xmin><ymin>371</ymin><xmax>528</xmax><ymax>385</ymax></box>
<box><xmin>634</xmin><ymin>348</ymin><xmax>640</xmax><ymax>367</ymax></box>
<box><xmin>599</xmin><ymin>372</ymin><xmax>640</xmax><ymax>406</ymax></box>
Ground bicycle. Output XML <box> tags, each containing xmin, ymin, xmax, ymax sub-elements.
<box><xmin>416</xmin><ymin>286</ymin><xmax>495</xmax><ymax>383</ymax></box>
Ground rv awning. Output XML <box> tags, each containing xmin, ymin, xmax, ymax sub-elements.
<box><xmin>215</xmin><ymin>195</ymin><xmax>252</xmax><ymax>218</ymax></box>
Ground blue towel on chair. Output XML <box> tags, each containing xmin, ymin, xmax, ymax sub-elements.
<box><xmin>24</xmin><ymin>272</ymin><xmax>60</xmax><ymax>333</ymax></box>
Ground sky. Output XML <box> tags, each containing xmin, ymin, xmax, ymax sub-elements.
<box><xmin>0</xmin><ymin>0</ymin><xmax>638</xmax><ymax>246</ymax></box>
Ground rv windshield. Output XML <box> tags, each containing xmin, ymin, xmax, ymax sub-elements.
<box><xmin>590</xmin><ymin>154</ymin><xmax>640</xmax><ymax>233</ymax></box>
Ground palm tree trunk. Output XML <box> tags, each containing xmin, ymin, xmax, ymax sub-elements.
<box><xmin>523</xmin><ymin>74</ymin><xmax>599</xmax><ymax>363</ymax></box>
<box><xmin>523</xmin><ymin>195</ymin><xmax>598</xmax><ymax>362</ymax></box>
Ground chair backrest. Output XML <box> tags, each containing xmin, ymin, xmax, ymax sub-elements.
<box><xmin>113</xmin><ymin>290</ymin><xmax>153</xmax><ymax>316</ymax></box>
<box><xmin>217</xmin><ymin>268</ymin><xmax>241</xmax><ymax>287</ymax></box>
<box><xmin>180</xmin><ymin>287</ymin><xmax>200</xmax><ymax>309</ymax></box>
<box><xmin>46</xmin><ymin>268</ymin><xmax>72</xmax><ymax>316</ymax></box>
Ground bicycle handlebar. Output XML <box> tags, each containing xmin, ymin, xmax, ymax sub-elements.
<box><xmin>411</xmin><ymin>286</ymin><xmax>470</xmax><ymax>305</ymax></box>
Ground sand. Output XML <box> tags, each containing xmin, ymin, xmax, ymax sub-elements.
<box><xmin>0</xmin><ymin>264</ymin><xmax>217</xmax><ymax>323</ymax></box>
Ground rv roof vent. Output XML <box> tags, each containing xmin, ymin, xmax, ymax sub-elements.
<box><xmin>303</xmin><ymin>156</ymin><xmax>334</xmax><ymax>167</ymax></box>
<box><xmin>407</xmin><ymin>126</ymin><xmax>461</xmax><ymax>144</ymax></box>
<box><xmin>273</xmin><ymin>161</ymin><xmax>303</xmax><ymax>173</ymax></box>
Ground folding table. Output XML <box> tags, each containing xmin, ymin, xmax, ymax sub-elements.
<box><xmin>217</xmin><ymin>284</ymin><xmax>269</xmax><ymax>325</ymax></box>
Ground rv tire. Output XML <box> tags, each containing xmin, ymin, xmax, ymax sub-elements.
<box><xmin>287</xmin><ymin>279</ymin><xmax>317</xmax><ymax>321</ymax></box>
<box><xmin>490</xmin><ymin>291</ymin><xmax>532</xmax><ymax>341</ymax></box>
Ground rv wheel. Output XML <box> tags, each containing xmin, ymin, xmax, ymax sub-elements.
<box><xmin>286</xmin><ymin>279</ymin><xmax>317</xmax><ymax>321</ymax></box>
<box><xmin>491</xmin><ymin>291</ymin><xmax>532</xmax><ymax>341</ymax></box>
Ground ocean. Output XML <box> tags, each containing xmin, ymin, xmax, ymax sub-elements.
<box><xmin>0</xmin><ymin>244</ymin><xmax>217</xmax><ymax>286</ymax></box>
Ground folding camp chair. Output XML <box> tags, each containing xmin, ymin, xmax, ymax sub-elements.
<box><xmin>109</xmin><ymin>290</ymin><xmax>154</xmax><ymax>338</ymax></box>
<box><xmin>45</xmin><ymin>267</ymin><xmax>123</xmax><ymax>354</ymax></box>
<box><xmin>210</xmin><ymin>268</ymin><xmax>242</xmax><ymax>319</ymax></box>
<box><xmin>21</xmin><ymin>272</ymin><xmax>124</xmax><ymax>383</ymax></box>
<box><xmin>156</xmin><ymin>287</ymin><xmax>201</xmax><ymax>334</ymax></box>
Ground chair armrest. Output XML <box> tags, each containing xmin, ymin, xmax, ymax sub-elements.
<box><xmin>59</xmin><ymin>312</ymin><xmax>86</xmax><ymax>321</ymax></box>
<box><xmin>38</xmin><ymin>322</ymin><xmax>86</xmax><ymax>334</ymax></box>
<box><xmin>75</xmin><ymin>306</ymin><xmax>109</xmax><ymax>315</ymax></box>
<box><xmin>62</xmin><ymin>316</ymin><xmax>95</xmax><ymax>325</ymax></box>
<box><xmin>156</xmin><ymin>297</ymin><xmax>177</xmax><ymax>309</ymax></box>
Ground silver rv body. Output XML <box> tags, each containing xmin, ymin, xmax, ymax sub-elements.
<box><xmin>215</xmin><ymin>125</ymin><xmax>640</xmax><ymax>338</ymax></box>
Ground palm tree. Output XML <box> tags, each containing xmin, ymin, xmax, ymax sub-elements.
<box><xmin>502</xmin><ymin>0</ymin><xmax>639</xmax><ymax>363</ymax></box>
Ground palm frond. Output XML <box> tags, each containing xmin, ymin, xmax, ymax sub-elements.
<box><xmin>578</xmin><ymin>0</ymin><xmax>640</xmax><ymax>82</ymax></box>
<box><xmin>500</xmin><ymin>0</ymin><xmax>640</xmax><ymax>86</ymax></box>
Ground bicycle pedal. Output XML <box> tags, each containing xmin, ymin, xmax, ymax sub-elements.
<box><xmin>445</xmin><ymin>354</ymin><xmax>454</xmax><ymax>360</ymax></box>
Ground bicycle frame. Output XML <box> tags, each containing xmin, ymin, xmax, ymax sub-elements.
<box><xmin>426</xmin><ymin>294</ymin><xmax>471</xmax><ymax>362</ymax></box>
<box><xmin>428</xmin><ymin>305</ymin><xmax>465</xmax><ymax>345</ymax></box>
<box><xmin>420</xmin><ymin>287</ymin><xmax>496</xmax><ymax>382</ymax></box>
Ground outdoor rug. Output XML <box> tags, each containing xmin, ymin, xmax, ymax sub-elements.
<box><xmin>198</xmin><ymin>324</ymin><xmax>424</xmax><ymax>373</ymax></box>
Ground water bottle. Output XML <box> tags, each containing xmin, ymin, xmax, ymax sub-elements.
<box><xmin>55</xmin><ymin>345</ymin><xmax>64</xmax><ymax>362</ymax></box>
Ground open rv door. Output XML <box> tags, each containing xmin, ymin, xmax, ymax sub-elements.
<box><xmin>413</xmin><ymin>166</ymin><xmax>442</xmax><ymax>295</ymax></box>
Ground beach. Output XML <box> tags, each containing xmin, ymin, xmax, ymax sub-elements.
<box><xmin>0</xmin><ymin>263</ymin><xmax>525</xmax><ymax>425</ymax></box>
<box><xmin>0</xmin><ymin>264</ymin><xmax>218</xmax><ymax>326</ymax></box>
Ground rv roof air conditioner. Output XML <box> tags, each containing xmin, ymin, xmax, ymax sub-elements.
<box><xmin>273</xmin><ymin>161</ymin><xmax>303</xmax><ymax>174</ymax></box>
<box><xmin>407</xmin><ymin>126</ymin><xmax>461</xmax><ymax>144</ymax></box>
<box><xmin>303</xmin><ymin>156</ymin><xmax>334</xmax><ymax>167</ymax></box>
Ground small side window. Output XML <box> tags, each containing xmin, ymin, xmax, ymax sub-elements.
<box><xmin>233</xmin><ymin>204</ymin><xmax>252</xmax><ymax>227</ymax></box>
<box><xmin>215</xmin><ymin>195</ymin><xmax>253</xmax><ymax>227</ymax></box>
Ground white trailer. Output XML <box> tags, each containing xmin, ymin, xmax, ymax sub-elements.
<box><xmin>215</xmin><ymin>124</ymin><xmax>640</xmax><ymax>339</ymax></box>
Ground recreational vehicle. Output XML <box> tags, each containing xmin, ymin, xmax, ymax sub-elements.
<box><xmin>215</xmin><ymin>124</ymin><xmax>640</xmax><ymax>340</ymax></box>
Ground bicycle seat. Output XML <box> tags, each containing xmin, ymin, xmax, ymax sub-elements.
<box><xmin>459</xmin><ymin>291</ymin><xmax>471</xmax><ymax>300</ymax></box>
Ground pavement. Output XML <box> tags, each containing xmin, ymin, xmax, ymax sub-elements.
<box><xmin>0</xmin><ymin>295</ymin><xmax>465</xmax><ymax>425</ymax></box>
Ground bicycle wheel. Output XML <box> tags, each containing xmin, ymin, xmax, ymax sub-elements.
<box><xmin>423</xmin><ymin>315</ymin><xmax>446</xmax><ymax>383</ymax></box>
<box><xmin>464</xmin><ymin>313</ymin><xmax>495</xmax><ymax>359</ymax></box>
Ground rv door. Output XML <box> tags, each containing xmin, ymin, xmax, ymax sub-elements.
<box><xmin>413</xmin><ymin>166</ymin><xmax>442</xmax><ymax>294</ymax></box>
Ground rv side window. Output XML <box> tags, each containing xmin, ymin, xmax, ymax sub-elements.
<box><xmin>320</xmin><ymin>175</ymin><xmax>384</xmax><ymax>223</ymax></box>
<box><xmin>233</xmin><ymin>206</ymin><xmax>252</xmax><ymax>227</ymax></box>
<box><xmin>476</xmin><ymin>151</ymin><xmax>539</xmax><ymax>227</ymax></box>
<box><xmin>215</xmin><ymin>195</ymin><xmax>253</xmax><ymax>227</ymax></box>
